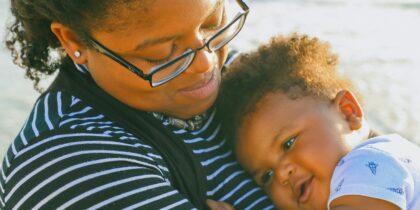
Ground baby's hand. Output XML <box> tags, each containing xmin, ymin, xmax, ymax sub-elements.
<box><xmin>206</xmin><ymin>199</ymin><xmax>235</xmax><ymax>210</ymax></box>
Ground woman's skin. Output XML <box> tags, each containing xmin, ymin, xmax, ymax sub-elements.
<box><xmin>51</xmin><ymin>0</ymin><xmax>228</xmax><ymax>119</ymax></box>
<box><xmin>51</xmin><ymin>1</ymin><xmax>240</xmax><ymax>209</ymax></box>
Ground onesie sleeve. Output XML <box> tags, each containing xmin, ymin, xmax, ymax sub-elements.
<box><xmin>327</xmin><ymin>146</ymin><xmax>414</xmax><ymax>210</ymax></box>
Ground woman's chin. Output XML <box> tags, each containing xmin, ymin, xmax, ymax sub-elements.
<box><xmin>177</xmin><ymin>95</ymin><xmax>217</xmax><ymax>119</ymax></box>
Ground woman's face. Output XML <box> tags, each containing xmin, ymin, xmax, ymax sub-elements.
<box><xmin>84</xmin><ymin>0</ymin><xmax>228</xmax><ymax>119</ymax></box>
<box><xmin>236</xmin><ymin>93</ymin><xmax>355</xmax><ymax>210</ymax></box>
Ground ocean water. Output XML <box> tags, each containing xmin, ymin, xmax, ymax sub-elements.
<box><xmin>1</xmin><ymin>0</ymin><xmax>420</xmax><ymax>158</ymax></box>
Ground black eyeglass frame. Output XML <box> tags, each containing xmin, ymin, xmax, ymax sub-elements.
<box><xmin>86</xmin><ymin>0</ymin><xmax>249</xmax><ymax>87</ymax></box>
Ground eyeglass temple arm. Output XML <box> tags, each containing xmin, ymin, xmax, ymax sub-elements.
<box><xmin>237</xmin><ymin>0</ymin><xmax>249</xmax><ymax>11</ymax></box>
<box><xmin>88</xmin><ymin>36</ymin><xmax>148</xmax><ymax>79</ymax></box>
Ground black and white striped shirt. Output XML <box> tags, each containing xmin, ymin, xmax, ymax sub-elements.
<box><xmin>0</xmin><ymin>76</ymin><xmax>273</xmax><ymax>209</ymax></box>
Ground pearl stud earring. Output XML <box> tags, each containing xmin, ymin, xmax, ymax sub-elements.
<box><xmin>74</xmin><ymin>51</ymin><xmax>81</xmax><ymax>58</ymax></box>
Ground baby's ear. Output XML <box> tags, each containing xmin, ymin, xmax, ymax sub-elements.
<box><xmin>333</xmin><ymin>90</ymin><xmax>363</xmax><ymax>131</ymax></box>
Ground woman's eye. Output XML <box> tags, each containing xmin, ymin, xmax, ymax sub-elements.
<box><xmin>201</xmin><ymin>23</ymin><xmax>224</xmax><ymax>38</ymax></box>
<box><xmin>144</xmin><ymin>57</ymin><xmax>171</xmax><ymax>65</ymax></box>
<box><xmin>143</xmin><ymin>45</ymin><xmax>177</xmax><ymax>65</ymax></box>
<box><xmin>260</xmin><ymin>170</ymin><xmax>273</xmax><ymax>186</ymax></box>
<box><xmin>205</xmin><ymin>22</ymin><xmax>224</xmax><ymax>31</ymax></box>
<box><xmin>282</xmin><ymin>136</ymin><xmax>297</xmax><ymax>151</ymax></box>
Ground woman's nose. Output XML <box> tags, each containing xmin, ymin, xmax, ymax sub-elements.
<box><xmin>187</xmin><ymin>49</ymin><xmax>215</xmax><ymax>74</ymax></box>
<box><xmin>183</xmin><ymin>34</ymin><xmax>215</xmax><ymax>74</ymax></box>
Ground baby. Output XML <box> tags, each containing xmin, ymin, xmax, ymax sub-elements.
<box><xmin>218</xmin><ymin>34</ymin><xmax>420</xmax><ymax>210</ymax></box>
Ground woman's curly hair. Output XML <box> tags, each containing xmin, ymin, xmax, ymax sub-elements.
<box><xmin>5</xmin><ymin>0</ymin><xmax>137</xmax><ymax>91</ymax></box>
<box><xmin>218</xmin><ymin>34</ymin><xmax>355</xmax><ymax>146</ymax></box>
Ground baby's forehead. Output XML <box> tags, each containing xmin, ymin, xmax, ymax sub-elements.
<box><xmin>237</xmin><ymin>93</ymin><xmax>330</xmax><ymax>141</ymax></box>
<box><xmin>246</xmin><ymin>92</ymin><xmax>309</xmax><ymax>114</ymax></box>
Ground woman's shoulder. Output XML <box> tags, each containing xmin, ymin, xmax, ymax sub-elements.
<box><xmin>224</xmin><ymin>48</ymin><xmax>241</xmax><ymax>68</ymax></box>
<box><xmin>15</xmin><ymin>89</ymin><xmax>103</xmax><ymax>145</ymax></box>
<box><xmin>6</xmin><ymin>89</ymin><xmax>167</xmax><ymax>170</ymax></box>
<box><xmin>1</xmin><ymin>109</ymin><xmax>174</xmax><ymax>210</ymax></box>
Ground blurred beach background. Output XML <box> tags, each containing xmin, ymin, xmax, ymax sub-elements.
<box><xmin>1</xmin><ymin>0</ymin><xmax>420</xmax><ymax>158</ymax></box>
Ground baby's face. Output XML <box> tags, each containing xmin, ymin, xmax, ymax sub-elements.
<box><xmin>235</xmin><ymin>93</ymin><xmax>353</xmax><ymax>210</ymax></box>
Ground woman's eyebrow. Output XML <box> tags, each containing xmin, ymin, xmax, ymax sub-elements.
<box><xmin>131</xmin><ymin>0</ymin><xmax>223</xmax><ymax>51</ymax></box>
<box><xmin>206</xmin><ymin>0</ymin><xmax>224</xmax><ymax>21</ymax></box>
<box><xmin>133</xmin><ymin>36</ymin><xmax>177</xmax><ymax>51</ymax></box>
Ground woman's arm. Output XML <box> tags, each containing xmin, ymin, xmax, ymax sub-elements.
<box><xmin>1</xmin><ymin>131</ymin><xmax>198</xmax><ymax>210</ymax></box>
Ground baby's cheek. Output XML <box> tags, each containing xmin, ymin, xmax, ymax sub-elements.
<box><xmin>269</xmin><ymin>182</ymin><xmax>296</xmax><ymax>210</ymax></box>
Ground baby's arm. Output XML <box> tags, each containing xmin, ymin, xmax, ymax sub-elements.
<box><xmin>330</xmin><ymin>195</ymin><xmax>400</xmax><ymax>210</ymax></box>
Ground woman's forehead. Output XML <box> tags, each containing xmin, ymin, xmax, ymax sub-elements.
<box><xmin>91</xmin><ymin>0</ymin><xmax>224</xmax><ymax>51</ymax></box>
<box><xmin>98</xmin><ymin>0</ymin><xmax>222</xmax><ymax>31</ymax></box>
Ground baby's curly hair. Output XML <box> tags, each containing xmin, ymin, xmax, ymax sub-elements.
<box><xmin>218</xmin><ymin>34</ymin><xmax>354</xmax><ymax>146</ymax></box>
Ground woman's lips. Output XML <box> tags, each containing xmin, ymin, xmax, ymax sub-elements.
<box><xmin>179</xmin><ymin>70</ymin><xmax>218</xmax><ymax>100</ymax></box>
<box><xmin>297</xmin><ymin>176</ymin><xmax>313</xmax><ymax>204</ymax></box>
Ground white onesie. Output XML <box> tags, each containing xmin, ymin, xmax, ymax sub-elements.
<box><xmin>328</xmin><ymin>134</ymin><xmax>420</xmax><ymax>210</ymax></box>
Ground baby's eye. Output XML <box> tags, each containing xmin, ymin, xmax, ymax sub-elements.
<box><xmin>282</xmin><ymin>136</ymin><xmax>297</xmax><ymax>151</ymax></box>
<box><xmin>260</xmin><ymin>169</ymin><xmax>273</xmax><ymax>186</ymax></box>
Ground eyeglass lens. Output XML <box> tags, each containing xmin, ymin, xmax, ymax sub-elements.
<box><xmin>151</xmin><ymin>14</ymin><xmax>246</xmax><ymax>87</ymax></box>
<box><xmin>209</xmin><ymin>15</ymin><xmax>245</xmax><ymax>51</ymax></box>
<box><xmin>151</xmin><ymin>52</ymin><xmax>195</xmax><ymax>86</ymax></box>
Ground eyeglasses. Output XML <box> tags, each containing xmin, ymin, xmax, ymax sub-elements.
<box><xmin>87</xmin><ymin>0</ymin><xmax>249</xmax><ymax>87</ymax></box>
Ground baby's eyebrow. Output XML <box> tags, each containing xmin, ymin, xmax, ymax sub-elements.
<box><xmin>272</xmin><ymin>125</ymin><xmax>294</xmax><ymax>143</ymax></box>
<box><xmin>250</xmin><ymin>167</ymin><xmax>264</xmax><ymax>183</ymax></box>
<box><xmin>250</xmin><ymin>169</ymin><xmax>258</xmax><ymax>178</ymax></box>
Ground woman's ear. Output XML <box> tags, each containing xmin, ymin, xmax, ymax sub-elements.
<box><xmin>333</xmin><ymin>90</ymin><xmax>363</xmax><ymax>131</ymax></box>
<box><xmin>50</xmin><ymin>22</ymin><xmax>87</xmax><ymax>64</ymax></box>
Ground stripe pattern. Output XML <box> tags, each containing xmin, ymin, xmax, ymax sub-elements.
<box><xmin>0</xmin><ymin>91</ymin><xmax>273</xmax><ymax>209</ymax></box>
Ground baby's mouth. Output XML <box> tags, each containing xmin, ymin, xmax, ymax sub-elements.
<box><xmin>297</xmin><ymin>176</ymin><xmax>313</xmax><ymax>204</ymax></box>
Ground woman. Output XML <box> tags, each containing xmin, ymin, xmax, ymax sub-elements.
<box><xmin>0</xmin><ymin>0</ymin><xmax>273</xmax><ymax>209</ymax></box>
